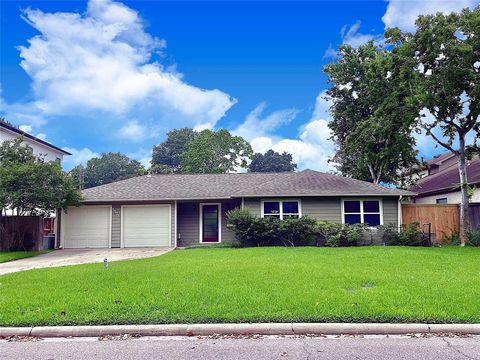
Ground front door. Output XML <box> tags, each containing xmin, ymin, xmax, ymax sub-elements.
<box><xmin>201</xmin><ymin>204</ymin><xmax>220</xmax><ymax>243</ymax></box>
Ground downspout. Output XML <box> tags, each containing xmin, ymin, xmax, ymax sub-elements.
<box><xmin>398</xmin><ymin>196</ymin><xmax>403</xmax><ymax>232</ymax></box>
<box><xmin>174</xmin><ymin>200</ymin><xmax>178</xmax><ymax>248</ymax></box>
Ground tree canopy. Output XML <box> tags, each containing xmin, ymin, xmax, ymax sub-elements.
<box><xmin>385</xmin><ymin>6</ymin><xmax>480</xmax><ymax>244</ymax></box>
<box><xmin>0</xmin><ymin>138</ymin><xmax>82</xmax><ymax>217</ymax></box>
<box><xmin>70</xmin><ymin>152</ymin><xmax>146</xmax><ymax>189</ymax></box>
<box><xmin>151</xmin><ymin>128</ymin><xmax>197</xmax><ymax>173</ymax></box>
<box><xmin>181</xmin><ymin>129</ymin><xmax>253</xmax><ymax>173</ymax></box>
<box><xmin>324</xmin><ymin>41</ymin><xmax>421</xmax><ymax>185</ymax></box>
<box><xmin>248</xmin><ymin>150</ymin><xmax>297</xmax><ymax>173</ymax></box>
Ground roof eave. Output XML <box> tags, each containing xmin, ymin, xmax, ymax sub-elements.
<box><xmin>0</xmin><ymin>122</ymin><xmax>71</xmax><ymax>155</ymax></box>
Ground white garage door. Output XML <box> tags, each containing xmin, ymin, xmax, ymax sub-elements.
<box><xmin>61</xmin><ymin>206</ymin><xmax>110</xmax><ymax>248</ymax></box>
<box><xmin>123</xmin><ymin>205</ymin><xmax>171</xmax><ymax>247</ymax></box>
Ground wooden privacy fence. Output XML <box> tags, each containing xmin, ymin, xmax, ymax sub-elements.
<box><xmin>0</xmin><ymin>216</ymin><xmax>44</xmax><ymax>251</ymax></box>
<box><xmin>402</xmin><ymin>204</ymin><xmax>459</xmax><ymax>243</ymax></box>
<box><xmin>470</xmin><ymin>203</ymin><xmax>480</xmax><ymax>231</ymax></box>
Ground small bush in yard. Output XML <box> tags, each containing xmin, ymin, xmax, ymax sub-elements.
<box><xmin>398</xmin><ymin>222</ymin><xmax>424</xmax><ymax>246</ymax></box>
<box><xmin>468</xmin><ymin>230</ymin><xmax>480</xmax><ymax>247</ymax></box>
<box><xmin>317</xmin><ymin>221</ymin><xmax>363</xmax><ymax>247</ymax></box>
<box><xmin>278</xmin><ymin>217</ymin><xmax>318</xmax><ymax>247</ymax></box>
<box><xmin>378</xmin><ymin>223</ymin><xmax>400</xmax><ymax>245</ymax></box>
<box><xmin>226</xmin><ymin>208</ymin><xmax>257</xmax><ymax>247</ymax></box>
<box><xmin>227</xmin><ymin>208</ymin><xmax>318</xmax><ymax>247</ymax></box>
<box><xmin>443</xmin><ymin>232</ymin><xmax>460</xmax><ymax>245</ymax></box>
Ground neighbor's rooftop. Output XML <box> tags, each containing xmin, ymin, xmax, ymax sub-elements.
<box><xmin>82</xmin><ymin>169</ymin><xmax>415</xmax><ymax>202</ymax></box>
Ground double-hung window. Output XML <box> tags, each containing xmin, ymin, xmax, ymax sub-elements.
<box><xmin>262</xmin><ymin>200</ymin><xmax>301</xmax><ymax>219</ymax></box>
<box><xmin>343</xmin><ymin>199</ymin><xmax>382</xmax><ymax>227</ymax></box>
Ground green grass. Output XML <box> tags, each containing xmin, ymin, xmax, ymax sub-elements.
<box><xmin>0</xmin><ymin>247</ymin><xmax>479</xmax><ymax>326</ymax></box>
<box><xmin>0</xmin><ymin>250</ymin><xmax>48</xmax><ymax>264</ymax></box>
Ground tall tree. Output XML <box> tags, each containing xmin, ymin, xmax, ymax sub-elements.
<box><xmin>70</xmin><ymin>152</ymin><xmax>146</xmax><ymax>189</ymax></box>
<box><xmin>181</xmin><ymin>129</ymin><xmax>253</xmax><ymax>173</ymax></box>
<box><xmin>151</xmin><ymin>128</ymin><xmax>197</xmax><ymax>173</ymax></box>
<box><xmin>386</xmin><ymin>7</ymin><xmax>480</xmax><ymax>245</ymax></box>
<box><xmin>0</xmin><ymin>138</ymin><xmax>81</xmax><ymax>219</ymax></box>
<box><xmin>324</xmin><ymin>42</ymin><xmax>421</xmax><ymax>185</ymax></box>
<box><xmin>248</xmin><ymin>150</ymin><xmax>297</xmax><ymax>173</ymax></box>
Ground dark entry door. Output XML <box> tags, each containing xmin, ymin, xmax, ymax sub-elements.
<box><xmin>202</xmin><ymin>204</ymin><xmax>219</xmax><ymax>242</ymax></box>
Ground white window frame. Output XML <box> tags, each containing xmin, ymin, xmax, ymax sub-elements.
<box><xmin>341</xmin><ymin>198</ymin><xmax>383</xmax><ymax>227</ymax></box>
<box><xmin>260</xmin><ymin>199</ymin><xmax>302</xmax><ymax>220</ymax></box>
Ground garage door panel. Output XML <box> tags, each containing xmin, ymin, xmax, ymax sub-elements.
<box><xmin>123</xmin><ymin>206</ymin><xmax>170</xmax><ymax>247</ymax></box>
<box><xmin>62</xmin><ymin>207</ymin><xmax>110</xmax><ymax>248</ymax></box>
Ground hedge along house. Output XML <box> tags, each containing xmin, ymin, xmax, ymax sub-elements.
<box><xmin>57</xmin><ymin>169</ymin><xmax>414</xmax><ymax>248</ymax></box>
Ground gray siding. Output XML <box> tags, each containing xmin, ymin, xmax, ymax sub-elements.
<box><xmin>111</xmin><ymin>205</ymin><xmax>121</xmax><ymax>248</ymax></box>
<box><xmin>177</xmin><ymin>202</ymin><xmax>199</xmax><ymax>247</ymax></box>
<box><xmin>382</xmin><ymin>197</ymin><xmax>399</xmax><ymax>227</ymax></box>
<box><xmin>243</xmin><ymin>197</ymin><xmax>261</xmax><ymax>216</ymax></box>
<box><xmin>243</xmin><ymin>196</ymin><xmax>399</xmax><ymax>226</ymax></box>
<box><xmin>177</xmin><ymin>199</ymin><xmax>240</xmax><ymax>247</ymax></box>
<box><xmin>243</xmin><ymin>196</ymin><xmax>342</xmax><ymax>222</ymax></box>
<box><xmin>301</xmin><ymin>197</ymin><xmax>342</xmax><ymax>222</ymax></box>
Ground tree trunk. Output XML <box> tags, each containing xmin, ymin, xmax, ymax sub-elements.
<box><xmin>457</xmin><ymin>136</ymin><xmax>470</xmax><ymax>246</ymax></box>
<box><xmin>368</xmin><ymin>164</ymin><xmax>381</xmax><ymax>184</ymax></box>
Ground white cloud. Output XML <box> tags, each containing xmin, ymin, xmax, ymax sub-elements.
<box><xmin>250</xmin><ymin>137</ymin><xmax>274</xmax><ymax>154</ymax></box>
<box><xmin>62</xmin><ymin>147</ymin><xmax>99</xmax><ymax>169</ymax></box>
<box><xmin>323</xmin><ymin>43</ymin><xmax>337</xmax><ymax>59</ymax></box>
<box><xmin>272</xmin><ymin>119</ymin><xmax>335</xmax><ymax>171</ymax></box>
<box><xmin>36</xmin><ymin>133</ymin><xmax>47</xmax><ymax>140</ymax></box>
<box><xmin>243</xmin><ymin>92</ymin><xmax>335</xmax><ymax>172</ymax></box>
<box><xmin>340</xmin><ymin>21</ymin><xmax>382</xmax><ymax>48</ymax></box>
<box><xmin>193</xmin><ymin>122</ymin><xmax>214</xmax><ymax>131</ymax></box>
<box><xmin>233</xmin><ymin>102</ymin><xmax>298</xmax><ymax>141</ymax></box>
<box><xmin>118</xmin><ymin>120</ymin><xmax>147</xmax><ymax>141</ymax></box>
<box><xmin>382</xmin><ymin>0</ymin><xmax>478</xmax><ymax>32</ymax></box>
<box><xmin>19</xmin><ymin>125</ymin><xmax>33</xmax><ymax>133</ymax></box>
<box><xmin>6</xmin><ymin>0</ymin><xmax>236</xmax><ymax>133</ymax></box>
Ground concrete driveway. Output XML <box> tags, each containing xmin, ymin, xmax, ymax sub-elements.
<box><xmin>0</xmin><ymin>248</ymin><xmax>172</xmax><ymax>276</ymax></box>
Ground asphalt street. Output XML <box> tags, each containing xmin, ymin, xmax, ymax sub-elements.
<box><xmin>1</xmin><ymin>334</ymin><xmax>479</xmax><ymax>360</ymax></box>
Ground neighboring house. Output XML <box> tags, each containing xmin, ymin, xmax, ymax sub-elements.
<box><xmin>58</xmin><ymin>169</ymin><xmax>413</xmax><ymax>249</ymax></box>
<box><xmin>0</xmin><ymin>121</ymin><xmax>71</xmax><ymax>165</ymax></box>
<box><xmin>411</xmin><ymin>153</ymin><xmax>480</xmax><ymax>204</ymax></box>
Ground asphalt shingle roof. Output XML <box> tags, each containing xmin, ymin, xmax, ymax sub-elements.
<box><xmin>82</xmin><ymin>169</ymin><xmax>414</xmax><ymax>202</ymax></box>
<box><xmin>411</xmin><ymin>157</ymin><xmax>480</xmax><ymax>196</ymax></box>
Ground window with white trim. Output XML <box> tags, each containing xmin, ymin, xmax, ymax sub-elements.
<box><xmin>343</xmin><ymin>200</ymin><xmax>382</xmax><ymax>226</ymax></box>
<box><xmin>262</xmin><ymin>200</ymin><xmax>300</xmax><ymax>219</ymax></box>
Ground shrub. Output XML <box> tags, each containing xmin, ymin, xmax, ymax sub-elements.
<box><xmin>398</xmin><ymin>222</ymin><xmax>424</xmax><ymax>246</ymax></box>
<box><xmin>378</xmin><ymin>223</ymin><xmax>400</xmax><ymax>245</ymax></box>
<box><xmin>278</xmin><ymin>217</ymin><xmax>318</xmax><ymax>247</ymax></box>
<box><xmin>226</xmin><ymin>208</ymin><xmax>257</xmax><ymax>247</ymax></box>
<box><xmin>252</xmin><ymin>216</ymin><xmax>280</xmax><ymax>247</ymax></box>
<box><xmin>227</xmin><ymin>209</ymin><xmax>318</xmax><ymax>247</ymax></box>
<box><xmin>443</xmin><ymin>232</ymin><xmax>460</xmax><ymax>245</ymax></box>
<box><xmin>317</xmin><ymin>221</ymin><xmax>363</xmax><ymax>247</ymax></box>
<box><xmin>468</xmin><ymin>230</ymin><xmax>480</xmax><ymax>247</ymax></box>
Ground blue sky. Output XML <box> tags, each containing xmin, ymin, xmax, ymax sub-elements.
<box><xmin>1</xmin><ymin>0</ymin><xmax>478</xmax><ymax>170</ymax></box>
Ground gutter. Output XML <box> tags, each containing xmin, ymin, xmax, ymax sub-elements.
<box><xmin>1</xmin><ymin>323</ymin><xmax>480</xmax><ymax>338</ymax></box>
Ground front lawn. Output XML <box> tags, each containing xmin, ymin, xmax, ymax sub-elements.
<box><xmin>0</xmin><ymin>247</ymin><xmax>479</xmax><ymax>326</ymax></box>
<box><xmin>0</xmin><ymin>251</ymin><xmax>48</xmax><ymax>264</ymax></box>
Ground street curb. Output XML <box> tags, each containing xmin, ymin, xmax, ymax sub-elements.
<box><xmin>1</xmin><ymin>323</ymin><xmax>480</xmax><ymax>338</ymax></box>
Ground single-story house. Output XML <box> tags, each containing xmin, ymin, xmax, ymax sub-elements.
<box><xmin>57</xmin><ymin>169</ymin><xmax>414</xmax><ymax>248</ymax></box>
